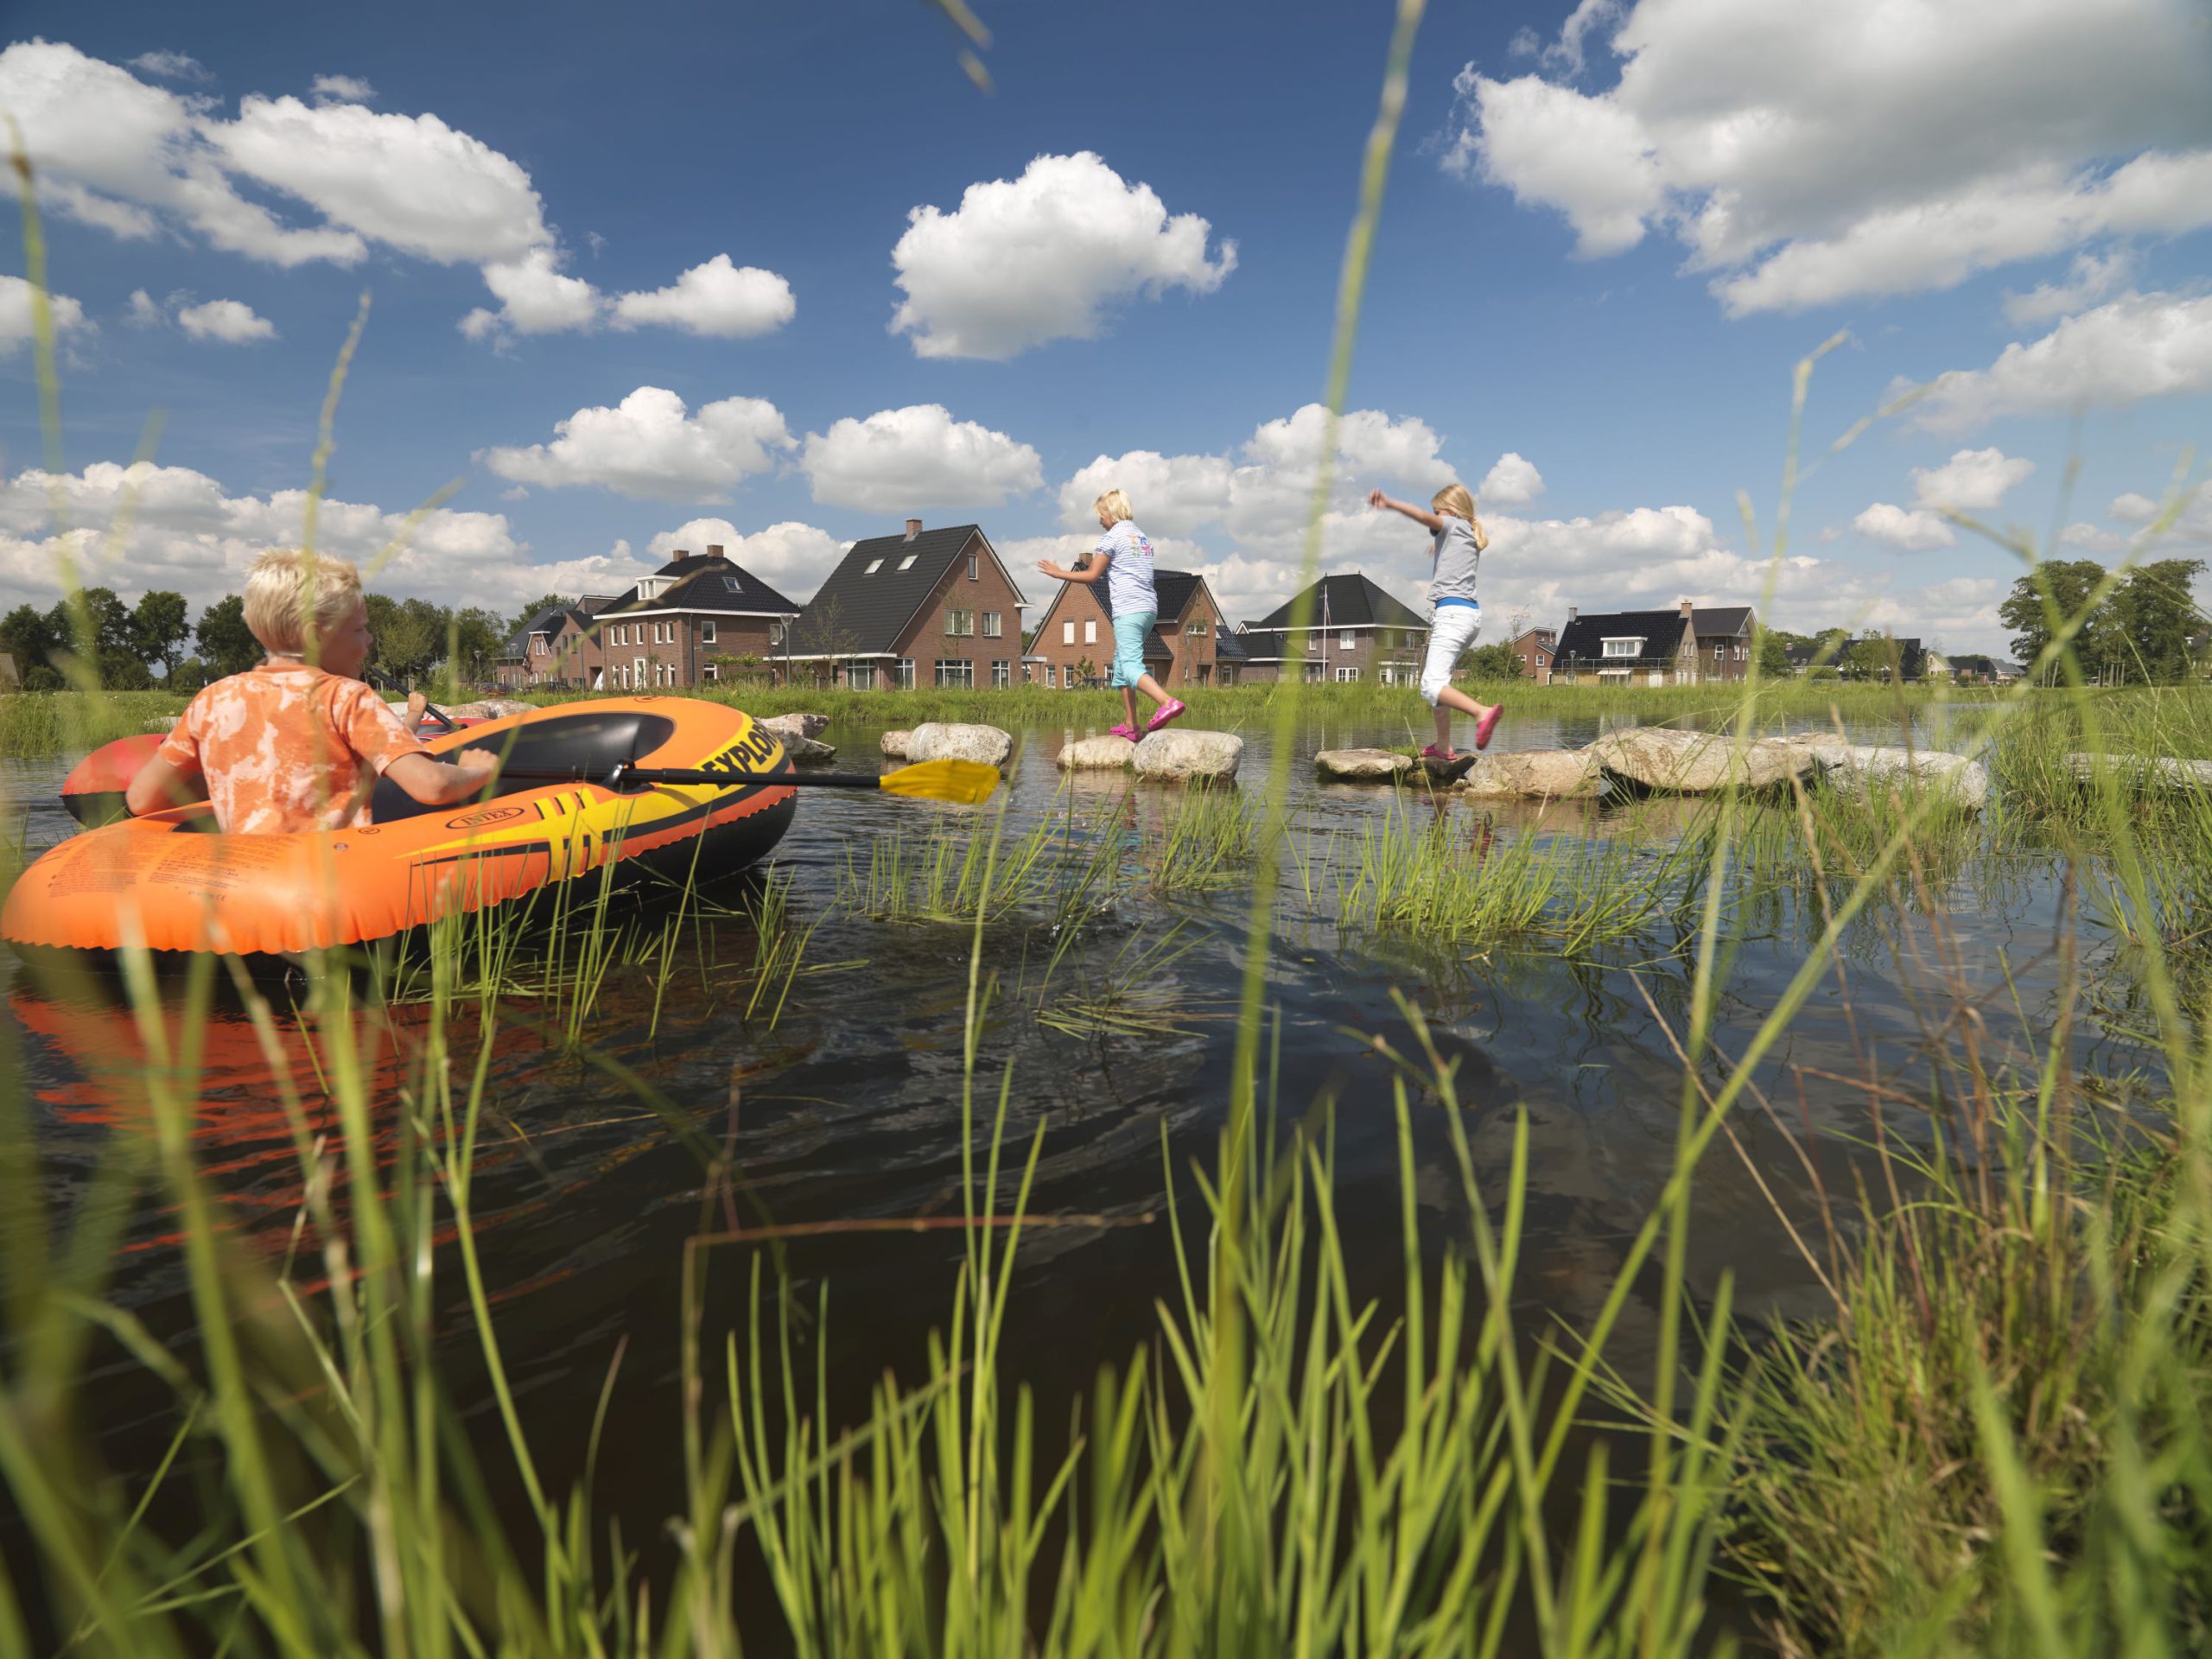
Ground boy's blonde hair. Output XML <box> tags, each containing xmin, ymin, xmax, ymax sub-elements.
<box><xmin>1094</xmin><ymin>488</ymin><xmax>1135</xmax><ymax>524</ymax></box>
<box><xmin>244</xmin><ymin>548</ymin><xmax>365</xmax><ymax>657</ymax></box>
<box><xmin>1431</xmin><ymin>483</ymin><xmax>1490</xmax><ymax>552</ymax></box>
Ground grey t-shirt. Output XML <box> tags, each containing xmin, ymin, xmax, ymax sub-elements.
<box><xmin>1430</xmin><ymin>516</ymin><xmax>1481</xmax><ymax>606</ymax></box>
<box><xmin>1094</xmin><ymin>520</ymin><xmax>1159</xmax><ymax>618</ymax></box>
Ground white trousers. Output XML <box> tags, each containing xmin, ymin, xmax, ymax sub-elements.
<box><xmin>1420</xmin><ymin>604</ymin><xmax>1482</xmax><ymax>704</ymax></box>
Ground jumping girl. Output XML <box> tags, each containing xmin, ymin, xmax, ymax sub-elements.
<box><xmin>1368</xmin><ymin>482</ymin><xmax>1503</xmax><ymax>771</ymax></box>
<box><xmin>1035</xmin><ymin>488</ymin><xmax>1185</xmax><ymax>741</ymax></box>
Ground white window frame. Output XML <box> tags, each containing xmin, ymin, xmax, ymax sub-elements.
<box><xmin>1340</xmin><ymin>630</ymin><xmax>1357</xmax><ymax>650</ymax></box>
<box><xmin>702</xmin><ymin>662</ymin><xmax>718</xmax><ymax>682</ymax></box>
<box><xmin>1062</xmin><ymin>664</ymin><xmax>1075</xmax><ymax>688</ymax></box>
<box><xmin>934</xmin><ymin>659</ymin><xmax>974</xmax><ymax>688</ymax></box>
<box><xmin>847</xmin><ymin>663</ymin><xmax>875</xmax><ymax>690</ymax></box>
<box><xmin>1084</xmin><ymin>619</ymin><xmax>1097</xmax><ymax>645</ymax></box>
<box><xmin>898</xmin><ymin>554</ymin><xmax>918</xmax><ymax>571</ymax></box>
<box><xmin>1185</xmin><ymin>619</ymin><xmax>1209</xmax><ymax>637</ymax></box>
<box><xmin>967</xmin><ymin>551</ymin><xmax>980</xmax><ymax>580</ymax></box>
<box><xmin>633</xmin><ymin>656</ymin><xmax>646</xmax><ymax>683</ymax></box>
<box><xmin>701</xmin><ymin>620</ymin><xmax>716</xmax><ymax>645</ymax></box>
<box><xmin>865</xmin><ymin>559</ymin><xmax>883</xmax><ymax>575</ymax></box>
<box><xmin>1335</xmin><ymin>665</ymin><xmax>1360</xmax><ymax>683</ymax></box>
<box><xmin>897</xmin><ymin>658</ymin><xmax>915</xmax><ymax>688</ymax></box>
<box><xmin>1602</xmin><ymin>637</ymin><xmax>1643</xmax><ymax>658</ymax></box>
<box><xmin>991</xmin><ymin>659</ymin><xmax>1009</xmax><ymax>687</ymax></box>
<box><xmin>982</xmin><ymin>611</ymin><xmax>1001</xmax><ymax>638</ymax></box>
<box><xmin>1062</xmin><ymin>620</ymin><xmax>1075</xmax><ymax>645</ymax></box>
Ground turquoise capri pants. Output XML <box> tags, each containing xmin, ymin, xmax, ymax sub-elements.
<box><xmin>1110</xmin><ymin>611</ymin><xmax>1155</xmax><ymax>689</ymax></box>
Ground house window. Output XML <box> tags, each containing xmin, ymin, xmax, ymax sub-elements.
<box><xmin>944</xmin><ymin>609</ymin><xmax>976</xmax><ymax>637</ymax></box>
<box><xmin>935</xmin><ymin>660</ymin><xmax>974</xmax><ymax>687</ymax></box>
<box><xmin>848</xmin><ymin>663</ymin><xmax>875</xmax><ymax>690</ymax></box>
<box><xmin>1185</xmin><ymin>619</ymin><xmax>1209</xmax><ymax>636</ymax></box>
<box><xmin>1084</xmin><ymin>619</ymin><xmax>1097</xmax><ymax>645</ymax></box>
<box><xmin>1602</xmin><ymin>638</ymin><xmax>1643</xmax><ymax>658</ymax></box>
<box><xmin>699</xmin><ymin>620</ymin><xmax>715</xmax><ymax>645</ymax></box>
<box><xmin>865</xmin><ymin>559</ymin><xmax>883</xmax><ymax>575</ymax></box>
<box><xmin>991</xmin><ymin>659</ymin><xmax>1009</xmax><ymax>687</ymax></box>
<box><xmin>897</xmin><ymin>658</ymin><xmax>915</xmax><ymax>688</ymax></box>
<box><xmin>633</xmin><ymin>657</ymin><xmax>646</xmax><ymax>684</ymax></box>
<box><xmin>1062</xmin><ymin>620</ymin><xmax>1075</xmax><ymax>645</ymax></box>
<box><xmin>967</xmin><ymin>551</ymin><xmax>979</xmax><ymax>580</ymax></box>
<box><xmin>1335</xmin><ymin>665</ymin><xmax>1360</xmax><ymax>683</ymax></box>
<box><xmin>1340</xmin><ymin>631</ymin><xmax>1356</xmax><ymax>649</ymax></box>
<box><xmin>982</xmin><ymin>611</ymin><xmax>1001</xmax><ymax>638</ymax></box>
<box><xmin>531</xmin><ymin>633</ymin><xmax>547</xmax><ymax>655</ymax></box>
<box><xmin>898</xmin><ymin>554</ymin><xmax>918</xmax><ymax>571</ymax></box>
<box><xmin>1061</xmin><ymin>665</ymin><xmax>1075</xmax><ymax>688</ymax></box>
<box><xmin>703</xmin><ymin>663</ymin><xmax>718</xmax><ymax>681</ymax></box>
<box><xmin>1303</xmin><ymin>662</ymin><xmax>1324</xmax><ymax>683</ymax></box>
<box><xmin>769</xmin><ymin>622</ymin><xmax>785</xmax><ymax>647</ymax></box>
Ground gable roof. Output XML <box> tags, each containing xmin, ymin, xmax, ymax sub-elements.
<box><xmin>1692</xmin><ymin>606</ymin><xmax>1754</xmax><ymax>638</ymax></box>
<box><xmin>599</xmin><ymin>555</ymin><xmax>802</xmax><ymax>619</ymax></box>
<box><xmin>501</xmin><ymin>603</ymin><xmax>583</xmax><ymax>658</ymax></box>
<box><xmin>1027</xmin><ymin>580</ymin><xmax>1173</xmax><ymax>659</ymax></box>
<box><xmin>1554</xmin><ymin>609</ymin><xmax>1694</xmax><ymax>664</ymax></box>
<box><xmin>1234</xmin><ymin>626</ymin><xmax>1295</xmax><ymax>663</ymax></box>
<box><xmin>1249</xmin><ymin>573</ymin><xmax>1426</xmax><ymax>633</ymax></box>
<box><xmin>791</xmin><ymin>524</ymin><xmax>1024</xmax><ymax>656</ymax></box>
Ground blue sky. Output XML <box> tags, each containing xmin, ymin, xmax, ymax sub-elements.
<box><xmin>2</xmin><ymin>0</ymin><xmax>2208</xmax><ymax>654</ymax></box>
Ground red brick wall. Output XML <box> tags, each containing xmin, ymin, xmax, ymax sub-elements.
<box><xmin>893</xmin><ymin>532</ymin><xmax>1027</xmax><ymax>688</ymax></box>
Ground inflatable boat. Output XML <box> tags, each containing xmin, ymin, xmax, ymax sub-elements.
<box><xmin>4</xmin><ymin>697</ymin><xmax>795</xmax><ymax>957</ymax></box>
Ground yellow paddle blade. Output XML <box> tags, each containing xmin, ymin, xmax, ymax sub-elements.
<box><xmin>878</xmin><ymin>758</ymin><xmax>1001</xmax><ymax>804</ymax></box>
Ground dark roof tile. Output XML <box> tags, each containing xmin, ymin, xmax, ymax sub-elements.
<box><xmin>1554</xmin><ymin>609</ymin><xmax>1693</xmax><ymax>663</ymax></box>
<box><xmin>792</xmin><ymin>524</ymin><xmax>1014</xmax><ymax>656</ymax></box>
<box><xmin>1249</xmin><ymin>573</ymin><xmax>1426</xmax><ymax>632</ymax></box>
<box><xmin>599</xmin><ymin>556</ymin><xmax>802</xmax><ymax>619</ymax></box>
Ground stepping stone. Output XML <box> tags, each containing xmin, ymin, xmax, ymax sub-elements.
<box><xmin>1785</xmin><ymin>738</ymin><xmax>1988</xmax><ymax>809</ymax></box>
<box><xmin>1316</xmin><ymin>747</ymin><xmax>1414</xmax><ymax>781</ymax></box>
<box><xmin>903</xmin><ymin>721</ymin><xmax>1013</xmax><ymax>767</ymax></box>
<box><xmin>880</xmin><ymin>729</ymin><xmax>913</xmax><ymax>759</ymax></box>
<box><xmin>1133</xmin><ymin>728</ymin><xmax>1242</xmax><ymax>783</ymax></box>
<box><xmin>1456</xmin><ymin>748</ymin><xmax>1602</xmax><ymax>799</ymax></box>
<box><xmin>759</xmin><ymin>711</ymin><xmax>830</xmax><ymax>741</ymax></box>
<box><xmin>1586</xmin><ymin>726</ymin><xmax>1815</xmax><ymax>794</ymax></box>
<box><xmin>776</xmin><ymin>733</ymin><xmax>837</xmax><ymax>766</ymax></box>
<box><xmin>1058</xmin><ymin>734</ymin><xmax>1137</xmax><ymax>770</ymax></box>
<box><xmin>2063</xmin><ymin>753</ymin><xmax>2212</xmax><ymax>792</ymax></box>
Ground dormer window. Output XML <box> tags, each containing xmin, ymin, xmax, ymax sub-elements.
<box><xmin>1602</xmin><ymin>638</ymin><xmax>1643</xmax><ymax>658</ymax></box>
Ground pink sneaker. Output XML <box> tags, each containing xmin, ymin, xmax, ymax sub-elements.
<box><xmin>1145</xmin><ymin>697</ymin><xmax>1186</xmax><ymax>734</ymax></box>
<box><xmin>1474</xmin><ymin>705</ymin><xmax>1503</xmax><ymax>751</ymax></box>
<box><xmin>1109</xmin><ymin>721</ymin><xmax>1141</xmax><ymax>742</ymax></box>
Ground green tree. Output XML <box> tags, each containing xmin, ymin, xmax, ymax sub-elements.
<box><xmin>1460</xmin><ymin>641</ymin><xmax>1524</xmax><ymax>679</ymax></box>
<box><xmin>196</xmin><ymin>594</ymin><xmax>263</xmax><ymax>676</ymax></box>
<box><xmin>1997</xmin><ymin>558</ymin><xmax>2107</xmax><ymax>677</ymax></box>
<box><xmin>0</xmin><ymin>603</ymin><xmax>63</xmax><ymax>688</ymax></box>
<box><xmin>2106</xmin><ymin>559</ymin><xmax>2208</xmax><ymax>683</ymax></box>
<box><xmin>508</xmin><ymin>593</ymin><xmax>574</xmax><ymax>636</ymax></box>
<box><xmin>371</xmin><ymin>596</ymin><xmax>448</xmax><ymax>684</ymax></box>
<box><xmin>1753</xmin><ymin>627</ymin><xmax>1791</xmax><ymax>676</ymax></box>
<box><xmin>129</xmin><ymin>590</ymin><xmax>192</xmax><ymax>681</ymax></box>
<box><xmin>448</xmin><ymin>607</ymin><xmax>508</xmax><ymax>684</ymax></box>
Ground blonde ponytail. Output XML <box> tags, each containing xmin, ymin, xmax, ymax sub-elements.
<box><xmin>1432</xmin><ymin>483</ymin><xmax>1489</xmax><ymax>552</ymax></box>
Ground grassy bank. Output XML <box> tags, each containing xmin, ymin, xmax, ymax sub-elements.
<box><xmin>0</xmin><ymin>690</ymin><xmax>184</xmax><ymax>759</ymax></box>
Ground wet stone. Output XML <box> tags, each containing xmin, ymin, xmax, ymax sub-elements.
<box><xmin>1456</xmin><ymin>748</ymin><xmax>1602</xmax><ymax>799</ymax></box>
<box><xmin>904</xmin><ymin>721</ymin><xmax>1014</xmax><ymax>767</ymax></box>
<box><xmin>880</xmin><ymin>729</ymin><xmax>913</xmax><ymax>759</ymax></box>
<box><xmin>759</xmin><ymin>712</ymin><xmax>830</xmax><ymax>742</ymax></box>
<box><xmin>1315</xmin><ymin>747</ymin><xmax>1414</xmax><ymax>782</ymax></box>
<box><xmin>1587</xmin><ymin>726</ymin><xmax>1814</xmax><ymax>794</ymax></box>
<box><xmin>2063</xmin><ymin>753</ymin><xmax>2212</xmax><ymax>791</ymax></box>
<box><xmin>1058</xmin><ymin>734</ymin><xmax>1137</xmax><ymax>770</ymax></box>
<box><xmin>1133</xmin><ymin>729</ymin><xmax>1243</xmax><ymax>783</ymax></box>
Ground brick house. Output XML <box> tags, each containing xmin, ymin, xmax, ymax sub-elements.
<box><xmin>495</xmin><ymin>594</ymin><xmax>622</xmax><ymax>690</ymax></box>
<box><xmin>1230</xmin><ymin>574</ymin><xmax>1428</xmax><ymax>684</ymax></box>
<box><xmin>1551</xmin><ymin>603</ymin><xmax>1700</xmax><ymax>684</ymax></box>
<box><xmin>592</xmin><ymin>546</ymin><xmax>804</xmax><ymax>690</ymax></box>
<box><xmin>1509</xmin><ymin>626</ymin><xmax>1557</xmax><ymax>685</ymax></box>
<box><xmin>786</xmin><ymin>519</ymin><xmax>1028</xmax><ymax>689</ymax></box>
<box><xmin>1689</xmin><ymin>606</ymin><xmax>1758</xmax><ymax>682</ymax></box>
<box><xmin>1024</xmin><ymin>569</ymin><xmax>1227</xmax><ymax>689</ymax></box>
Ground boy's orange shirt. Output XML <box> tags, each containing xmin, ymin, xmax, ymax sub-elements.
<box><xmin>155</xmin><ymin>665</ymin><xmax>429</xmax><ymax>834</ymax></box>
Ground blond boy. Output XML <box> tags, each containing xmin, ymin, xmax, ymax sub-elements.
<box><xmin>127</xmin><ymin>550</ymin><xmax>499</xmax><ymax>831</ymax></box>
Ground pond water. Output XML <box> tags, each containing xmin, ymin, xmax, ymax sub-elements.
<box><xmin>0</xmin><ymin>704</ymin><xmax>2148</xmax><ymax>1577</ymax></box>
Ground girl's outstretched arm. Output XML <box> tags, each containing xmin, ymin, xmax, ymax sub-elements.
<box><xmin>1368</xmin><ymin>488</ymin><xmax>1445</xmax><ymax>531</ymax></box>
<box><xmin>1038</xmin><ymin>554</ymin><xmax>1110</xmax><ymax>585</ymax></box>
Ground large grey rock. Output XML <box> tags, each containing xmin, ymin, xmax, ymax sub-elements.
<box><xmin>759</xmin><ymin>711</ymin><xmax>830</xmax><ymax>742</ymax></box>
<box><xmin>444</xmin><ymin>697</ymin><xmax>532</xmax><ymax>721</ymax></box>
<box><xmin>904</xmin><ymin>721</ymin><xmax>1014</xmax><ymax>767</ymax></box>
<box><xmin>1058</xmin><ymin>734</ymin><xmax>1137</xmax><ymax>770</ymax></box>
<box><xmin>1132</xmin><ymin>728</ymin><xmax>1243</xmax><ymax>783</ymax></box>
<box><xmin>1316</xmin><ymin>747</ymin><xmax>1414</xmax><ymax>782</ymax></box>
<box><xmin>2063</xmin><ymin>753</ymin><xmax>2212</xmax><ymax>791</ymax></box>
<box><xmin>776</xmin><ymin>733</ymin><xmax>837</xmax><ymax>766</ymax></box>
<box><xmin>1587</xmin><ymin>726</ymin><xmax>1814</xmax><ymax>794</ymax></box>
<box><xmin>880</xmin><ymin>729</ymin><xmax>913</xmax><ymax>759</ymax></box>
<box><xmin>1793</xmin><ymin>740</ymin><xmax>1988</xmax><ymax>809</ymax></box>
<box><xmin>1457</xmin><ymin>747</ymin><xmax>1603</xmax><ymax>799</ymax></box>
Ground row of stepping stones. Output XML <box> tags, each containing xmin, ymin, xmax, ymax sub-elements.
<box><xmin>1315</xmin><ymin>728</ymin><xmax>1993</xmax><ymax>808</ymax></box>
<box><xmin>880</xmin><ymin>722</ymin><xmax>1243</xmax><ymax>782</ymax></box>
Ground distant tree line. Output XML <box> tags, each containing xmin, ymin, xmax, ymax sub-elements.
<box><xmin>0</xmin><ymin>588</ymin><xmax>517</xmax><ymax>693</ymax></box>
<box><xmin>1998</xmin><ymin>557</ymin><xmax>2208</xmax><ymax>684</ymax></box>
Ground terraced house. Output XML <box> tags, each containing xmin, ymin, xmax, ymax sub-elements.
<box><xmin>496</xmin><ymin>594</ymin><xmax>622</xmax><ymax>690</ymax></box>
<box><xmin>1023</xmin><ymin>569</ymin><xmax>1227</xmax><ymax>689</ymax></box>
<box><xmin>786</xmin><ymin>519</ymin><xmax>1027</xmax><ymax>689</ymax></box>
<box><xmin>593</xmin><ymin>546</ymin><xmax>804</xmax><ymax>690</ymax></box>
<box><xmin>1230</xmin><ymin>574</ymin><xmax>1427</xmax><ymax>685</ymax></box>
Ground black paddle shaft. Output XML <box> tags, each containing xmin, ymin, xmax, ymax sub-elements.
<box><xmin>491</xmin><ymin>763</ymin><xmax>881</xmax><ymax>791</ymax></box>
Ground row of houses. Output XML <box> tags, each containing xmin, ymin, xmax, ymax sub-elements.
<box><xmin>495</xmin><ymin>517</ymin><xmax>2013</xmax><ymax>693</ymax></box>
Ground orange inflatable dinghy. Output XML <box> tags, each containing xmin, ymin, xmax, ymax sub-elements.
<box><xmin>5</xmin><ymin>697</ymin><xmax>794</xmax><ymax>957</ymax></box>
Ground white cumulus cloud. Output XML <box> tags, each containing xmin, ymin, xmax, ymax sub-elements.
<box><xmin>1478</xmin><ymin>451</ymin><xmax>1546</xmax><ymax>507</ymax></box>
<box><xmin>890</xmin><ymin>151</ymin><xmax>1236</xmax><ymax>359</ymax></box>
<box><xmin>611</xmin><ymin>255</ymin><xmax>796</xmax><ymax>338</ymax></box>
<box><xmin>175</xmin><ymin>296</ymin><xmax>276</xmax><ymax>343</ymax></box>
<box><xmin>2003</xmin><ymin>248</ymin><xmax>2135</xmax><ymax>327</ymax></box>
<box><xmin>479</xmin><ymin>386</ymin><xmax>793</xmax><ymax>503</ymax></box>
<box><xmin>1853</xmin><ymin>502</ymin><xmax>1957</xmax><ymax>551</ymax></box>
<box><xmin>309</xmin><ymin>73</ymin><xmax>375</xmax><ymax>104</ymax></box>
<box><xmin>1910</xmin><ymin>447</ymin><xmax>2035</xmax><ymax>511</ymax></box>
<box><xmin>0</xmin><ymin>274</ymin><xmax>91</xmax><ymax>352</ymax></box>
<box><xmin>1441</xmin><ymin>0</ymin><xmax>2212</xmax><ymax>314</ymax></box>
<box><xmin>800</xmin><ymin>404</ymin><xmax>1043</xmax><ymax>512</ymax></box>
<box><xmin>1910</xmin><ymin>291</ymin><xmax>2212</xmax><ymax>431</ymax></box>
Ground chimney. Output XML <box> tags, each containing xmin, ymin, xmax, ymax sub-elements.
<box><xmin>1679</xmin><ymin>599</ymin><xmax>1694</xmax><ymax>618</ymax></box>
<box><xmin>1567</xmin><ymin>606</ymin><xmax>1578</xmax><ymax>623</ymax></box>
<box><xmin>673</xmin><ymin>548</ymin><xmax>691</xmax><ymax>563</ymax></box>
<box><xmin>706</xmin><ymin>543</ymin><xmax>724</xmax><ymax>559</ymax></box>
<box><xmin>904</xmin><ymin>518</ymin><xmax>922</xmax><ymax>542</ymax></box>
